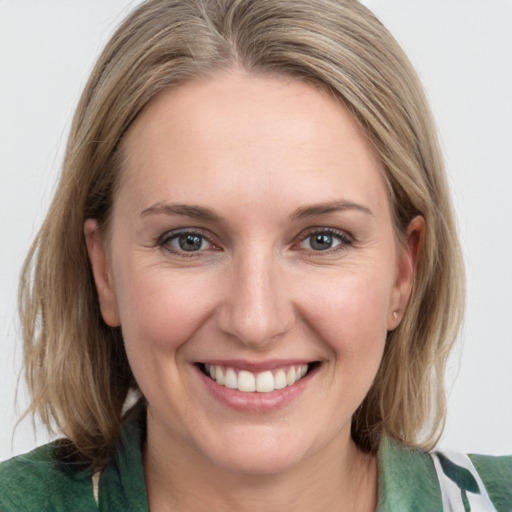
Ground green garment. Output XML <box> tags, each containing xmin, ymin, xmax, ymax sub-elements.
<box><xmin>1</xmin><ymin>417</ymin><xmax>511</xmax><ymax>511</ymax></box>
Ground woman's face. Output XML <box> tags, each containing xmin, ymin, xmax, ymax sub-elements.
<box><xmin>86</xmin><ymin>71</ymin><xmax>419</xmax><ymax>475</ymax></box>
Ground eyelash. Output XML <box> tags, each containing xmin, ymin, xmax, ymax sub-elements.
<box><xmin>157</xmin><ymin>227</ymin><xmax>353</xmax><ymax>257</ymax></box>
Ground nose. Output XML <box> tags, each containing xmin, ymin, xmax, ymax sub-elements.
<box><xmin>216</xmin><ymin>249</ymin><xmax>294</xmax><ymax>349</ymax></box>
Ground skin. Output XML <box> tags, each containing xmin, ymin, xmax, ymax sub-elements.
<box><xmin>85</xmin><ymin>70</ymin><xmax>422</xmax><ymax>512</ymax></box>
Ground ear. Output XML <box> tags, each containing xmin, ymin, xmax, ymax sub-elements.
<box><xmin>84</xmin><ymin>219</ymin><xmax>121</xmax><ymax>327</ymax></box>
<box><xmin>387</xmin><ymin>215</ymin><xmax>424</xmax><ymax>330</ymax></box>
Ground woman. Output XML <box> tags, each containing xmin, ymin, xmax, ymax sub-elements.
<box><xmin>0</xmin><ymin>0</ymin><xmax>510</xmax><ymax>510</ymax></box>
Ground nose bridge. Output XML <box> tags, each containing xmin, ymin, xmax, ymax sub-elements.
<box><xmin>217</xmin><ymin>244</ymin><xmax>292</xmax><ymax>347</ymax></box>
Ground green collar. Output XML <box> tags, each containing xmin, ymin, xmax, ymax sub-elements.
<box><xmin>377</xmin><ymin>437</ymin><xmax>442</xmax><ymax>511</ymax></box>
<box><xmin>99</xmin><ymin>415</ymin><xmax>149</xmax><ymax>510</ymax></box>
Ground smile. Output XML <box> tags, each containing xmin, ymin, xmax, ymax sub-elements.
<box><xmin>201</xmin><ymin>363</ymin><xmax>311</xmax><ymax>393</ymax></box>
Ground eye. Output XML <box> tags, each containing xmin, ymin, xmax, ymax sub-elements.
<box><xmin>159</xmin><ymin>230</ymin><xmax>214</xmax><ymax>254</ymax></box>
<box><xmin>298</xmin><ymin>229</ymin><xmax>351</xmax><ymax>252</ymax></box>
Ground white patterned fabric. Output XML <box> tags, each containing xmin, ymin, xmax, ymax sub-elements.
<box><xmin>431</xmin><ymin>451</ymin><xmax>497</xmax><ymax>512</ymax></box>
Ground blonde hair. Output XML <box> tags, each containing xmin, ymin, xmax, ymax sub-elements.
<box><xmin>20</xmin><ymin>0</ymin><xmax>464</xmax><ymax>467</ymax></box>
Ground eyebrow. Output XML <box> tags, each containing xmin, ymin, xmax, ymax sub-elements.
<box><xmin>290</xmin><ymin>200</ymin><xmax>374</xmax><ymax>220</ymax></box>
<box><xmin>140</xmin><ymin>202</ymin><xmax>222</xmax><ymax>222</ymax></box>
<box><xmin>140</xmin><ymin>199</ymin><xmax>373</xmax><ymax>223</ymax></box>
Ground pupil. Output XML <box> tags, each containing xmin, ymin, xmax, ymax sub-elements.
<box><xmin>179</xmin><ymin>234</ymin><xmax>202</xmax><ymax>251</ymax></box>
<box><xmin>311</xmin><ymin>234</ymin><xmax>332</xmax><ymax>250</ymax></box>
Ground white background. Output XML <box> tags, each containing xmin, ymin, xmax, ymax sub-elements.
<box><xmin>1</xmin><ymin>0</ymin><xmax>511</xmax><ymax>462</ymax></box>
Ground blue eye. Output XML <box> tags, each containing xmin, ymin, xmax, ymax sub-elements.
<box><xmin>160</xmin><ymin>232</ymin><xmax>213</xmax><ymax>253</ymax></box>
<box><xmin>309</xmin><ymin>233</ymin><xmax>337</xmax><ymax>251</ymax></box>
<box><xmin>176</xmin><ymin>234</ymin><xmax>206</xmax><ymax>251</ymax></box>
<box><xmin>299</xmin><ymin>230</ymin><xmax>350</xmax><ymax>251</ymax></box>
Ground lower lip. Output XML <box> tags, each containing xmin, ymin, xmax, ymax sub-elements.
<box><xmin>196</xmin><ymin>366</ymin><xmax>314</xmax><ymax>413</ymax></box>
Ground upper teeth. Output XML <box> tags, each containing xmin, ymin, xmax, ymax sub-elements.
<box><xmin>204</xmin><ymin>364</ymin><xmax>309</xmax><ymax>393</ymax></box>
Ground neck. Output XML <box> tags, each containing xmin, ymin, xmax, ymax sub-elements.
<box><xmin>143</xmin><ymin>417</ymin><xmax>378</xmax><ymax>512</ymax></box>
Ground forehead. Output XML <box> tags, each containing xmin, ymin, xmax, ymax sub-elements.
<box><xmin>117</xmin><ymin>70</ymin><xmax>390</xmax><ymax>220</ymax></box>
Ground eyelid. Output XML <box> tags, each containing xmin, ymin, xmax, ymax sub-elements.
<box><xmin>158</xmin><ymin>227</ymin><xmax>207</xmax><ymax>244</ymax></box>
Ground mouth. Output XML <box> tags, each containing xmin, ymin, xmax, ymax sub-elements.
<box><xmin>197</xmin><ymin>362</ymin><xmax>320</xmax><ymax>393</ymax></box>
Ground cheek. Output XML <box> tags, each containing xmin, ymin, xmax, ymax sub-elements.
<box><xmin>296</xmin><ymin>264</ymin><xmax>393</xmax><ymax>364</ymax></box>
<box><xmin>113</xmin><ymin>264</ymin><xmax>217</xmax><ymax>359</ymax></box>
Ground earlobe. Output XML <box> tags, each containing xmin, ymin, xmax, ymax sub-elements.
<box><xmin>84</xmin><ymin>219</ymin><xmax>121</xmax><ymax>327</ymax></box>
<box><xmin>388</xmin><ymin>215</ymin><xmax>424</xmax><ymax>330</ymax></box>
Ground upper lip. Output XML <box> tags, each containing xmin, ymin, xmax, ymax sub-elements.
<box><xmin>196</xmin><ymin>359</ymin><xmax>316</xmax><ymax>372</ymax></box>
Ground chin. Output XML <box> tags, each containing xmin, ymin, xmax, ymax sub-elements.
<box><xmin>209</xmin><ymin>444</ymin><xmax>306</xmax><ymax>476</ymax></box>
<box><xmin>197</xmin><ymin>426</ymin><xmax>313</xmax><ymax>476</ymax></box>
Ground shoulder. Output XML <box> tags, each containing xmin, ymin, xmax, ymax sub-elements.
<box><xmin>0</xmin><ymin>443</ymin><xmax>97</xmax><ymax>511</ymax></box>
<box><xmin>378</xmin><ymin>438</ymin><xmax>512</xmax><ymax>512</ymax></box>
<box><xmin>469</xmin><ymin>452</ymin><xmax>512</xmax><ymax>511</ymax></box>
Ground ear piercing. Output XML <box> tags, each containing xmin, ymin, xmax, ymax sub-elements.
<box><xmin>388</xmin><ymin>311</ymin><xmax>400</xmax><ymax>334</ymax></box>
